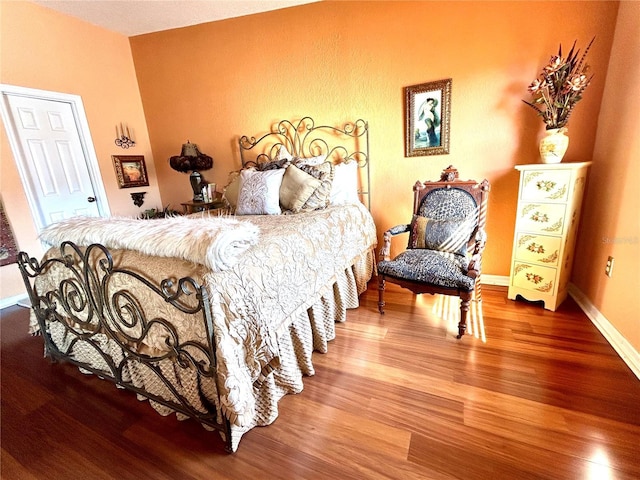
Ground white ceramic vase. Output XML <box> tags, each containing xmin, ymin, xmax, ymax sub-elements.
<box><xmin>539</xmin><ymin>127</ymin><xmax>569</xmax><ymax>164</ymax></box>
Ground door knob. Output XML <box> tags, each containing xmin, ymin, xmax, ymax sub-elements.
<box><xmin>87</xmin><ymin>196</ymin><xmax>96</xmax><ymax>203</ymax></box>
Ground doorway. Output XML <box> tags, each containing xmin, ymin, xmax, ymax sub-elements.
<box><xmin>0</xmin><ymin>84</ymin><xmax>110</xmax><ymax>231</ymax></box>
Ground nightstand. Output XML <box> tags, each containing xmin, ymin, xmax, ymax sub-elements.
<box><xmin>181</xmin><ymin>200</ymin><xmax>227</xmax><ymax>214</ymax></box>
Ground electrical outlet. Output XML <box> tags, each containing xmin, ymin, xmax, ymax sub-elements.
<box><xmin>605</xmin><ymin>256</ymin><xmax>614</xmax><ymax>277</ymax></box>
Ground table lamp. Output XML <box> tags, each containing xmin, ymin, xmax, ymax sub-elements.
<box><xmin>169</xmin><ymin>141</ymin><xmax>213</xmax><ymax>202</ymax></box>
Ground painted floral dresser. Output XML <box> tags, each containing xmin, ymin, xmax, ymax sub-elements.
<box><xmin>508</xmin><ymin>162</ymin><xmax>591</xmax><ymax>310</ymax></box>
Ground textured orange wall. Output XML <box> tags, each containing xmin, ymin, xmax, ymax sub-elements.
<box><xmin>0</xmin><ymin>1</ymin><xmax>161</xmax><ymax>299</ymax></box>
<box><xmin>573</xmin><ymin>1</ymin><xmax>640</xmax><ymax>351</ymax></box>
<box><xmin>130</xmin><ymin>1</ymin><xmax>618</xmax><ymax>278</ymax></box>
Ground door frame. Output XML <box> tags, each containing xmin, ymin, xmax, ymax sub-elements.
<box><xmin>0</xmin><ymin>84</ymin><xmax>110</xmax><ymax>231</ymax></box>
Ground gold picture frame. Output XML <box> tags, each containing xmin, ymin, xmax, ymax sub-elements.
<box><xmin>112</xmin><ymin>155</ymin><xmax>149</xmax><ymax>189</ymax></box>
<box><xmin>405</xmin><ymin>78</ymin><xmax>452</xmax><ymax>156</ymax></box>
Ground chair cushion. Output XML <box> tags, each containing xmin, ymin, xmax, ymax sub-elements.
<box><xmin>378</xmin><ymin>249</ymin><xmax>474</xmax><ymax>291</ymax></box>
<box><xmin>408</xmin><ymin>215</ymin><xmax>475</xmax><ymax>255</ymax></box>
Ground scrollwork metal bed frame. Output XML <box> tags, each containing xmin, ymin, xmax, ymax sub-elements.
<box><xmin>18</xmin><ymin>117</ymin><xmax>372</xmax><ymax>453</ymax></box>
<box><xmin>18</xmin><ymin>242</ymin><xmax>234</xmax><ymax>451</ymax></box>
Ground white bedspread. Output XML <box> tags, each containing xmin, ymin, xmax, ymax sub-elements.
<box><xmin>195</xmin><ymin>202</ymin><xmax>377</xmax><ymax>427</ymax></box>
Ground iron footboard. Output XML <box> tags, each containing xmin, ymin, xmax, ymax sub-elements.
<box><xmin>18</xmin><ymin>241</ymin><xmax>233</xmax><ymax>452</ymax></box>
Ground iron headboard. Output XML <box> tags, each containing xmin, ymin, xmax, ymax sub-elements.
<box><xmin>238</xmin><ymin>117</ymin><xmax>371</xmax><ymax>210</ymax></box>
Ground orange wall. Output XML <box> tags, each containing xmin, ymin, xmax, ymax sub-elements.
<box><xmin>1</xmin><ymin>0</ymin><xmax>633</xmax><ymax>358</ymax></box>
<box><xmin>0</xmin><ymin>1</ymin><xmax>161</xmax><ymax>300</ymax></box>
<box><xmin>573</xmin><ymin>0</ymin><xmax>640</xmax><ymax>351</ymax></box>
<box><xmin>130</xmin><ymin>1</ymin><xmax>618</xmax><ymax>279</ymax></box>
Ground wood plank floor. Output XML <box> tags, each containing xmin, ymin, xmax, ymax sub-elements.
<box><xmin>2</xmin><ymin>283</ymin><xmax>639</xmax><ymax>479</ymax></box>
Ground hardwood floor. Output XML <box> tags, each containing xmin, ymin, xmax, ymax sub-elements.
<box><xmin>2</xmin><ymin>283</ymin><xmax>639</xmax><ymax>479</ymax></box>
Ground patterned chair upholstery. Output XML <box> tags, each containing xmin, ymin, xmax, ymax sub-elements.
<box><xmin>377</xmin><ymin>166</ymin><xmax>490</xmax><ymax>338</ymax></box>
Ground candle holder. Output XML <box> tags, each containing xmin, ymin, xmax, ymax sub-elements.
<box><xmin>116</xmin><ymin>135</ymin><xmax>135</xmax><ymax>149</ymax></box>
<box><xmin>115</xmin><ymin>123</ymin><xmax>136</xmax><ymax>149</ymax></box>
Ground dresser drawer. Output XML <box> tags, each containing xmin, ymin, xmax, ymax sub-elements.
<box><xmin>511</xmin><ymin>262</ymin><xmax>557</xmax><ymax>295</ymax></box>
<box><xmin>520</xmin><ymin>169</ymin><xmax>572</xmax><ymax>203</ymax></box>
<box><xmin>515</xmin><ymin>202</ymin><xmax>567</xmax><ymax>235</ymax></box>
<box><xmin>513</xmin><ymin>233</ymin><xmax>561</xmax><ymax>266</ymax></box>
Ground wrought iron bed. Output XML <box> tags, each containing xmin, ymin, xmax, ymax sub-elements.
<box><xmin>18</xmin><ymin>117</ymin><xmax>376</xmax><ymax>453</ymax></box>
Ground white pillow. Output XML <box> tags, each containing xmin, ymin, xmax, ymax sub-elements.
<box><xmin>236</xmin><ymin>168</ymin><xmax>285</xmax><ymax>215</ymax></box>
<box><xmin>330</xmin><ymin>161</ymin><xmax>359</xmax><ymax>205</ymax></box>
<box><xmin>277</xmin><ymin>145</ymin><xmax>293</xmax><ymax>161</ymax></box>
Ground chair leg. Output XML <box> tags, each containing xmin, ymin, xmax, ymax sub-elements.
<box><xmin>457</xmin><ymin>293</ymin><xmax>471</xmax><ymax>339</ymax></box>
<box><xmin>378</xmin><ymin>276</ymin><xmax>386</xmax><ymax>314</ymax></box>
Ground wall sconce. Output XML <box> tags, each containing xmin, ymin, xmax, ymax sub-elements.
<box><xmin>130</xmin><ymin>192</ymin><xmax>146</xmax><ymax>207</ymax></box>
<box><xmin>115</xmin><ymin>123</ymin><xmax>136</xmax><ymax>149</ymax></box>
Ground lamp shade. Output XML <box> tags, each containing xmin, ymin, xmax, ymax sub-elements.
<box><xmin>169</xmin><ymin>141</ymin><xmax>213</xmax><ymax>173</ymax></box>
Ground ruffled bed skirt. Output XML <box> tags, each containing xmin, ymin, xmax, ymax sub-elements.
<box><xmin>226</xmin><ymin>249</ymin><xmax>374</xmax><ymax>450</ymax></box>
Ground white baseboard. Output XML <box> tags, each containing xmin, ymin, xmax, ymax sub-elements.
<box><xmin>481</xmin><ymin>276</ymin><xmax>639</xmax><ymax>380</ymax></box>
<box><xmin>481</xmin><ymin>274</ymin><xmax>510</xmax><ymax>286</ymax></box>
<box><xmin>569</xmin><ymin>283</ymin><xmax>640</xmax><ymax>381</ymax></box>
<box><xmin>0</xmin><ymin>293</ymin><xmax>29</xmax><ymax>310</ymax></box>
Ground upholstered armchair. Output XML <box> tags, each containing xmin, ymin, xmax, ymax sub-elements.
<box><xmin>377</xmin><ymin>166</ymin><xmax>490</xmax><ymax>338</ymax></box>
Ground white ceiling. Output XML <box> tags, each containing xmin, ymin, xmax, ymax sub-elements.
<box><xmin>30</xmin><ymin>0</ymin><xmax>320</xmax><ymax>37</ymax></box>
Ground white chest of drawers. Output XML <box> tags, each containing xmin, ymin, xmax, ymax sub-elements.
<box><xmin>507</xmin><ymin>162</ymin><xmax>591</xmax><ymax>311</ymax></box>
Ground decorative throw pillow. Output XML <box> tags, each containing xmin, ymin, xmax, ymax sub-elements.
<box><xmin>222</xmin><ymin>170</ymin><xmax>243</xmax><ymax>209</ymax></box>
<box><xmin>329</xmin><ymin>161</ymin><xmax>359</xmax><ymax>205</ymax></box>
<box><xmin>408</xmin><ymin>215</ymin><xmax>475</xmax><ymax>256</ymax></box>
<box><xmin>291</xmin><ymin>154</ymin><xmax>327</xmax><ymax>167</ymax></box>
<box><xmin>279</xmin><ymin>164</ymin><xmax>322</xmax><ymax>213</ymax></box>
<box><xmin>292</xmin><ymin>159</ymin><xmax>334</xmax><ymax>211</ymax></box>
<box><xmin>236</xmin><ymin>168</ymin><xmax>286</xmax><ymax>215</ymax></box>
<box><xmin>256</xmin><ymin>158</ymin><xmax>290</xmax><ymax>171</ymax></box>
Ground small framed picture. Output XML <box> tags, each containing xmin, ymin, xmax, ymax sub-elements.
<box><xmin>404</xmin><ymin>78</ymin><xmax>452</xmax><ymax>157</ymax></box>
<box><xmin>112</xmin><ymin>155</ymin><xmax>149</xmax><ymax>189</ymax></box>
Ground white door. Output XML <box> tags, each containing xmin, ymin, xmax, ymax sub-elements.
<box><xmin>1</xmin><ymin>85</ymin><xmax>109</xmax><ymax>230</ymax></box>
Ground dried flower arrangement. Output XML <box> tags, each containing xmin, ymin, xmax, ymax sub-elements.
<box><xmin>523</xmin><ymin>38</ymin><xmax>595</xmax><ymax>129</ymax></box>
